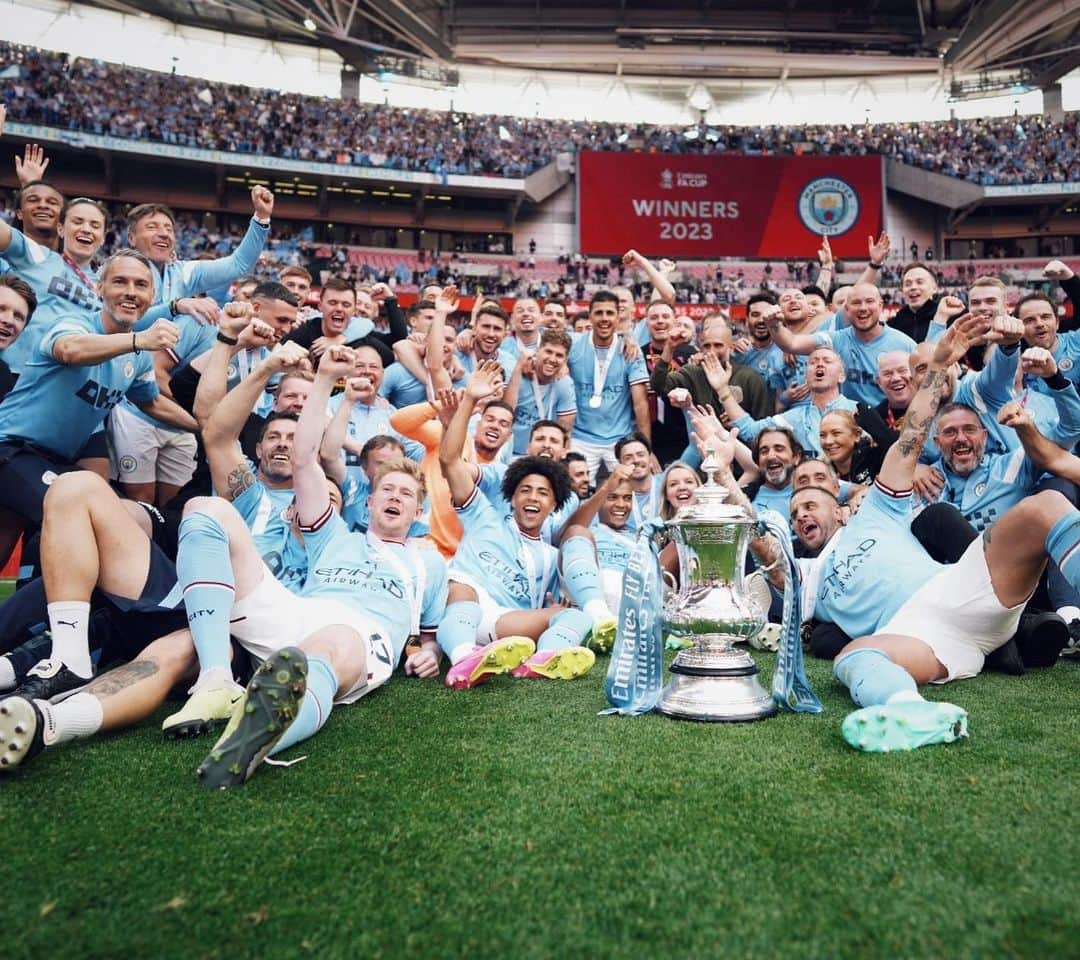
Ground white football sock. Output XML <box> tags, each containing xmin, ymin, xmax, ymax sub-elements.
<box><xmin>46</xmin><ymin>601</ymin><xmax>93</xmax><ymax>677</ymax></box>
<box><xmin>191</xmin><ymin>665</ymin><xmax>236</xmax><ymax>693</ymax></box>
<box><xmin>1056</xmin><ymin>605</ymin><xmax>1080</xmax><ymax>624</ymax></box>
<box><xmin>450</xmin><ymin>642</ymin><xmax>478</xmax><ymax>665</ymax></box>
<box><xmin>38</xmin><ymin>693</ymin><xmax>103</xmax><ymax>746</ymax></box>
<box><xmin>886</xmin><ymin>690</ymin><xmax>926</xmax><ymax>704</ymax></box>
<box><xmin>0</xmin><ymin>656</ymin><xmax>15</xmax><ymax>691</ymax></box>
<box><xmin>583</xmin><ymin>599</ymin><xmax>612</xmax><ymax>622</ymax></box>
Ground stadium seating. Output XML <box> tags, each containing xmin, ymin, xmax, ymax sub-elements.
<box><xmin>2</xmin><ymin>40</ymin><xmax>1077</xmax><ymax>187</ymax></box>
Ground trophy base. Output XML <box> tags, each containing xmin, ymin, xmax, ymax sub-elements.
<box><xmin>657</xmin><ymin>656</ymin><xmax>777</xmax><ymax>723</ymax></box>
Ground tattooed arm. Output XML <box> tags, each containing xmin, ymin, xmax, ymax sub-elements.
<box><xmin>878</xmin><ymin>313</ymin><xmax>988</xmax><ymax>493</ymax></box>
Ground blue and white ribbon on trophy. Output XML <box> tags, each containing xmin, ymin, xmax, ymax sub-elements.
<box><xmin>600</xmin><ymin>521</ymin><xmax>666</xmax><ymax>716</ymax></box>
<box><xmin>601</xmin><ymin>515</ymin><xmax>821</xmax><ymax>716</ymax></box>
<box><xmin>755</xmin><ymin>511</ymin><xmax>822</xmax><ymax>714</ymax></box>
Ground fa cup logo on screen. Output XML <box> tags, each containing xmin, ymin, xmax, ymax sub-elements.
<box><xmin>660</xmin><ymin>169</ymin><xmax>674</xmax><ymax>190</ymax></box>
<box><xmin>798</xmin><ymin>177</ymin><xmax>859</xmax><ymax>236</ymax></box>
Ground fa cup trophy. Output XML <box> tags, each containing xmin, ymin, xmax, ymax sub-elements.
<box><xmin>657</xmin><ymin>449</ymin><xmax>777</xmax><ymax>722</ymax></box>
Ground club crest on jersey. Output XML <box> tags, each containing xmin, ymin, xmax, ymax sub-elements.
<box><xmin>798</xmin><ymin>177</ymin><xmax>859</xmax><ymax>236</ymax></box>
<box><xmin>124</xmin><ymin>361</ymin><xmax>135</xmax><ymax>379</ymax></box>
<box><xmin>41</xmin><ymin>470</ymin><xmax>58</xmax><ymax>486</ymax></box>
<box><xmin>119</xmin><ymin>455</ymin><xmax>137</xmax><ymax>474</ymax></box>
<box><xmin>975</xmin><ymin>482</ymin><xmax>987</xmax><ymax>496</ymax></box>
<box><xmin>1060</xmin><ymin>358</ymin><xmax>1074</xmax><ymax>372</ymax></box>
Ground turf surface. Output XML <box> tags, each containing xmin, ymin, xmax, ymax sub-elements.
<box><xmin>2</xmin><ymin>585</ymin><xmax>1078</xmax><ymax>958</ymax></box>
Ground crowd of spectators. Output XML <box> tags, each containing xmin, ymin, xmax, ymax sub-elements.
<box><xmin>2</xmin><ymin>41</ymin><xmax>1079</xmax><ymax>186</ymax></box>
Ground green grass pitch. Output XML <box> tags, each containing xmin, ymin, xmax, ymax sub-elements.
<box><xmin>2</xmin><ymin>576</ymin><xmax>1078</xmax><ymax>959</ymax></box>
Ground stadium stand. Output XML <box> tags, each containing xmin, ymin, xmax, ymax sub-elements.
<box><xmin>2</xmin><ymin>40</ymin><xmax>1079</xmax><ymax>186</ymax></box>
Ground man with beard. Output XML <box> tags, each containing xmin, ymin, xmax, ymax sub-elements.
<box><xmin>1018</xmin><ymin>291</ymin><xmax>1080</xmax><ymax>395</ymax></box>
<box><xmin>166</xmin><ymin>285</ymin><xmax>300</xmax><ymax>416</ymax></box>
<box><xmin>0</xmin><ymin>276</ymin><xmax>35</xmax><ymax>404</ymax></box>
<box><xmin>160</xmin><ymin>331</ymin><xmax>330</xmax><ymax>737</ymax></box>
<box><xmin>285</xmin><ymin>277</ymin><xmax>395</xmax><ymax>367</ymax></box>
<box><xmin>891</xmin><ymin>263</ymin><xmax>945</xmax><ymax>343</ymax></box>
<box><xmin>930</xmin><ymin>370</ymin><xmax>1080</xmax><ymax>648</ymax></box>
<box><xmin>651</xmin><ymin>313</ymin><xmax>770</xmax><ymax>457</ymax></box>
<box><xmin>67</xmin><ymin>348</ymin><xmax>444</xmax><ymax>788</ymax></box>
<box><xmin>714</xmin><ymin>338</ymin><xmax>856</xmax><ymax>458</ymax></box>
<box><xmin>560</xmin><ymin>463</ymin><xmax>636</xmax><ymax>614</ymax></box>
<box><xmin>733</xmin><ymin>293</ymin><xmax>782</xmax><ymax>385</ymax></box>
<box><xmin>931</xmin><ymin>403</ymin><xmax>1042</xmax><ymax>532</ymax></box>
<box><xmin>541</xmin><ymin>300</ymin><xmax>568</xmax><ymax>332</ymax></box>
<box><xmin>564</xmin><ymin>451</ymin><xmax>591</xmax><ymax>502</ymax></box>
<box><xmin>508</xmin><ymin>328</ymin><xmax>576</xmax><ymax>456</ymax></box>
<box><xmin>322</xmin><ymin>345</ymin><xmax>423</xmax><ymax>465</ymax></box>
<box><xmin>771</xmin><ymin>314</ymin><xmax>1080</xmax><ymax>751</ymax></box>
<box><xmin>0</xmin><ymin>252</ymin><xmax>198</xmax><ymax>696</ymax></box>
<box><xmin>769</xmin><ymin>283</ymin><xmax>916</xmax><ymax>407</ymax></box>
<box><xmin>748</xmin><ymin>428</ymin><xmax>802</xmax><ymax>517</ymax></box>
<box><xmin>0</xmin><ymin>251</ymin><xmax>195</xmax><ymax>534</ymax></box>
<box><xmin>612</xmin><ymin>432</ymin><xmax>662</xmax><ymax>532</ymax></box>
<box><xmin>768</xmin><ymin>287</ymin><xmax>814</xmax><ymax>409</ymax></box>
<box><xmin>567</xmin><ymin>291</ymin><xmax>651</xmax><ymax>481</ymax></box>
<box><xmin>456</xmin><ymin>302</ymin><xmax>516</xmax><ymax>376</ymax></box>
<box><xmin>640</xmin><ymin>299</ymin><xmax>696</xmax><ymax>465</ymax></box>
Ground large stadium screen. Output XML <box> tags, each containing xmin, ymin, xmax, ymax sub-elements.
<box><xmin>577</xmin><ymin>152</ymin><xmax>884</xmax><ymax>259</ymax></box>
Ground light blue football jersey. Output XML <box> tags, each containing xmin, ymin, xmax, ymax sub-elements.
<box><xmin>448</xmin><ymin>487</ymin><xmax>558</xmax><ymax>609</ymax></box>
<box><xmin>231</xmin><ymin>481</ymin><xmax>307</xmax><ymax>593</ymax></box>
<box><xmin>797</xmin><ymin>481</ymin><xmax>943</xmax><ymax>638</ymax></box>
<box><xmin>300</xmin><ymin>507</ymin><xmax>448</xmax><ymax>664</ymax></box>
<box><xmin>0</xmin><ymin>312</ymin><xmax>157</xmax><ymax>459</ymax></box>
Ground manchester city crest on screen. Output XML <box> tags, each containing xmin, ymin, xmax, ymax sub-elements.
<box><xmin>798</xmin><ymin>177</ymin><xmax>860</xmax><ymax>236</ymax></box>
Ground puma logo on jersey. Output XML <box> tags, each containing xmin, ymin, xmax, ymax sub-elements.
<box><xmin>56</xmin><ymin>619</ymin><xmax>78</xmax><ymax>628</ymax></box>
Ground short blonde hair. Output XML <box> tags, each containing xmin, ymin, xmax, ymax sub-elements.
<box><xmin>369</xmin><ymin>457</ymin><xmax>426</xmax><ymax>505</ymax></box>
<box><xmin>968</xmin><ymin>275</ymin><xmax>1006</xmax><ymax>294</ymax></box>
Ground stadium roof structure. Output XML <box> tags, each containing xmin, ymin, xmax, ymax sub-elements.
<box><xmin>80</xmin><ymin>0</ymin><xmax>1080</xmax><ymax>87</ymax></box>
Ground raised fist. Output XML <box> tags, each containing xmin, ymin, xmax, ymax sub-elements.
<box><xmin>251</xmin><ymin>186</ymin><xmax>275</xmax><ymax>221</ymax></box>
<box><xmin>1043</xmin><ymin>260</ymin><xmax>1075</xmax><ymax>281</ymax></box>
<box><xmin>1020</xmin><ymin>346</ymin><xmax>1057</xmax><ymax>378</ymax></box>
<box><xmin>135</xmin><ymin>319</ymin><xmax>180</xmax><ymax>352</ymax></box>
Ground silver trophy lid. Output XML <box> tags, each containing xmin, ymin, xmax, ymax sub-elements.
<box><xmin>669</xmin><ymin>444</ymin><xmax>753</xmax><ymax>526</ymax></box>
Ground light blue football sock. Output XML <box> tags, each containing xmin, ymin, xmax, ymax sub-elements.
<box><xmin>559</xmin><ymin>535</ymin><xmax>605</xmax><ymax>608</ymax></box>
<box><xmin>176</xmin><ymin>512</ymin><xmax>235</xmax><ymax>675</ymax></box>
<box><xmin>1046</xmin><ymin>511</ymin><xmax>1080</xmax><ymax>595</ymax></box>
<box><xmin>269</xmin><ymin>655</ymin><xmax>338</xmax><ymax>756</ymax></box>
<box><xmin>833</xmin><ymin>648</ymin><xmax>919</xmax><ymax>708</ymax></box>
<box><xmin>436</xmin><ymin>601</ymin><xmax>482</xmax><ymax>663</ymax></box>
<box><xmin>537</xmin><ymin>607</ymin><xmax>593</xmax><ymax>652</ymax></box>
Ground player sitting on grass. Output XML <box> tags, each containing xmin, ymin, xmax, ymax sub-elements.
<box><xmin>560</xmin><ymin>463</ymin><xmax>637</xmax><ymax>614</ymax></box>
<box><xmin>165</xmin><ymin>344</ymin><xmax>449</xmax><ymax>787</ymax></box>
<box><xmin>783</xmin><ymin>313</ymin><xmax>1080</xmax><ymax>752</ymax></box>
<box><xmin>436</xmin><ymin>361</ymin><xmax>615</xmax><ymax>688</ymax></box>
<box><xmin>0</xmin><ymin>471</ymin><xmax>197</xmax><ymax>771</ymax></box>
